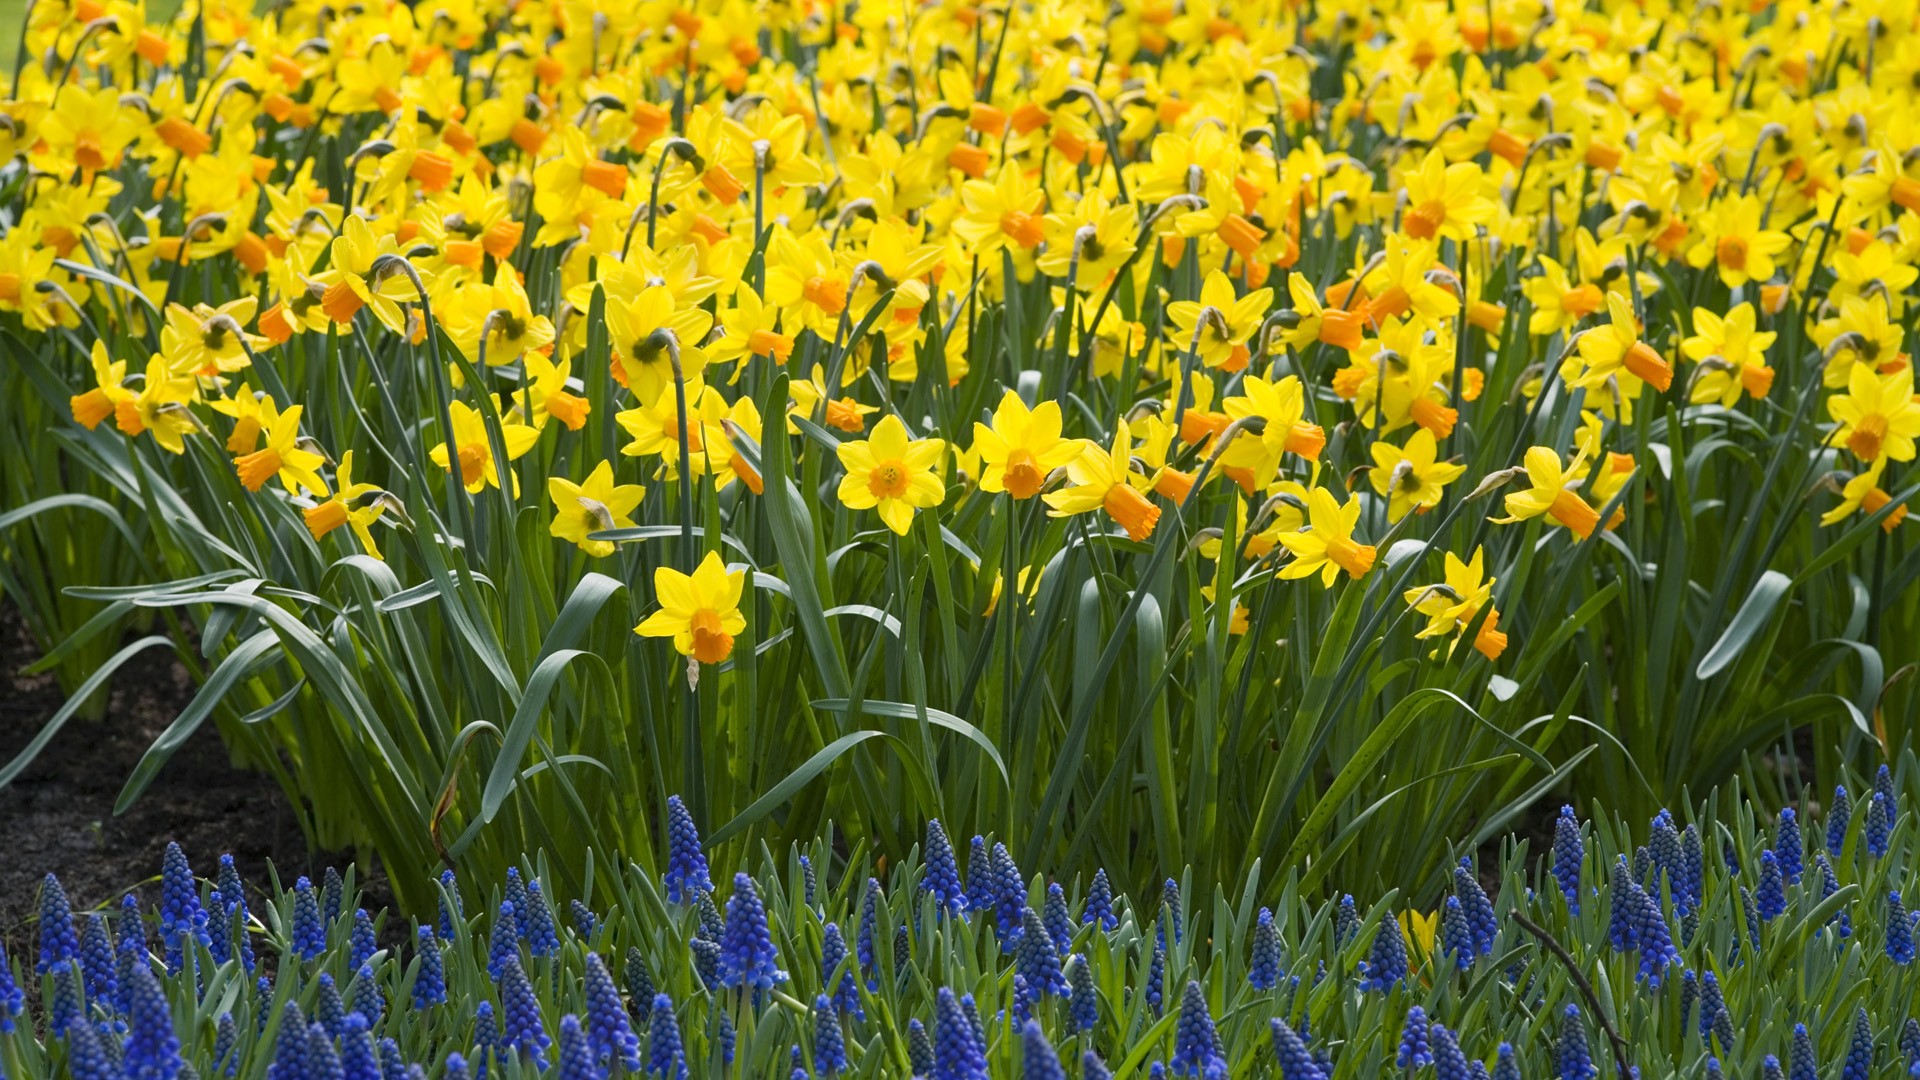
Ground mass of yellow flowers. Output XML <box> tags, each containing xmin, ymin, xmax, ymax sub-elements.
<box><xmin>18</xmin><ymin>0</ymin><xmax>1920</xmax><ymax>671</ymax></box>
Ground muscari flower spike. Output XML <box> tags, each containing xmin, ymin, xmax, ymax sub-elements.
<box><xmin>713</xmin><ymin>1005</ymin><xmax>735</xmax><ymax>1067</ymax></box>
<box><xmin>1761</xmin><ymin>1055</ymin><xmax>1785</xmax><ymax>1080</ymax></box>
<box><xmin>413</xmin><ymin>927</ymin><xmax>447</xmax><ymax>1008</ymax></box>
<box><xmin>933</xmin><ymin>987</ymin><xmax>989</xmax><ymax>1080</ymax></box>
<box><xmin>47</xmin><ymin>959</ymin><xmax>83</xmax><ymax>1037</ymax></box>
<box><xmin>1440</xmin><ymin>897</ymin><xmax>1475</xmax><ymax>970</ymax></box>
<box><xmin>1679</xmin><ymin>824</ymin><xmax>1705</xmax><ymax>915</ymax></box>
<box><xmin>1815</xmin><ymin>853</ymin><xmax>1852</xmax><ymax>938</ymax></box>
<box><xmin>1829</xmin><ymin>785</ymin><xmax>1853</xmax><ymax>855</ymax></box>
<box><xmin>1333</xmin><ymin>894</ymin><xmax>1358</xmax><ymax>948</ymax></box>
<box><xmin>1491</xmin><ymin>1043</ymin><xmax>1520</xmax><ymax>1080</ymax></box>
<box><xmin>1084</xmin><ymin>869</ymin><xmax>1118</xmax><ymax>930</ymax></box>
<box><xmin>67</xmin><ymin>1013</ymin><xmax>116</xmax><ymax>1080</ymax></box>
<box><xmin>718</xmin><ymin>872</ymin><xmax>787</xmax><ymax>990</ymax></box>
<box><xmin>1398</xmin><ymin>1006</ymin><xmax>1433</xmax><ymax>1069</ymax></box>
<box><xmin>80</xmin><ymin>912</ymin><xmax>117</xmax><ymax>1007</ymax></box>
<box><xmin>1698</xmin><ymin>970</ymin><xmax>1728</xmax><ymax>1046</ymax></box>
<box><xmin>965</xmin><ymin>837</ymin><xmax>993</xmax><ymax>914</ymax></box>
<box><xmin>1169</xmin><ymin>981</ymin><xmax>1225</xmax><ymax>1077</ymax></box>
<box><xmin>1145</xmin><ymin>942</ymin><xmax>1165</xmax><ymax>1012</ymax></box>
<box><xmin>437</xmin><ymin>870</ymin><xmax>463</xmax><ymax>940</ymax></box>
<box><xmin>552</xmin><ymin>1016</ymin><xmax>595</xmax><ymax>1080</ymax></box>
<box><xmin>503</xmin><ymin>870</ymin><xmax>529</xmax><ymax>939</ymax></box>
<box><xmin>340</xmin><ymin>1014</ymin><xmax>380</xmax><ymax>1080</ymax></box>
<box><xmin>1067</xmin><ymin>953</ymin><xmax>1098</xmax><ymax>1032</ymax></box>
<box><xmin>1453</xmin><ymin>857</ymin><xmax>1498</xmax><ymax>955</ymax></box>
<box><xmin>321</xmin><ymin>868</ymin><xmax>345</xmax><ymax>924</ymax></box>
<box><xmin>583</xmin><ymin>952</ymin><xmax>641</xmax><ymax>1071</ymax></box>
<box><xmin>520</xmin><ymin>880</ymin><xmax>561</xmax><ymax>958</ymax></box>
<box><xmin>1627</xmin><ymin>879</ymin><xmax>1679</xmax><ymax>986</ymax></box>
<box><xmin>1843</xmin><ymin>1007</ymin><xmax>1873</xmax><ymax>1080</ymax></box>
<box><xmin>1023</xmin><ymin>1020</ymin><xmax>1069</xmax><ymax>1080</ymax></box>
<box><xmin>812</xmin><ymin>995</ymin><xmax>848</xmax><ymax>1075</ymax></box>
<box><xmin>1431</xmin><ymin>1022</ymin><xmax>1472</xmax><ymax>1080</ymax></box>
<box><xmin>1888</xmin><ymin>891</ymin><xmax>1915</xmax><ymax>964</ymax></box>
<box><xmin>1867</xmin><ymin>791</ymin><xmax>1893</xmax><ymax>858</ymax></box>
<box><xmin>380</xmin><ymin>1038</ymin><xmax>407</xmax><ymax>1080</ymax></box>
<box><xmin>291</xmin><ymin>877</ymin><xmax>327</xmax><ymax>960</ymax></box>
<box><xmin>921</xmin><ymin>820</ymin><xmax>967</xmax><ymax>920</ymax></box>
<box><xmin>1044</xmin><ymin>882</ymin><xmax>1075</xmax><ymax>953</ymax></box>
<box><xmin>349</xmin><ymin>908</ymin><xmax>378</xmax><ymax>971</ymax></box>
<box><xmin>569</xmin><ymin>899</ymin><xmax>597</xmax><ymax>939</ymax></box>
<box><xmin>486</xmin><ymin>901</ymin><xmax>519</xmax><ymax>981</ymax></box>
<box><xmin>1776</xmin><ymin>807</ymin><xmax>1805</xmax><ymax>883</ymax></box>
<box><xmin>907</xmin><ymin>1018</ymin><xmax>934</xmax><ymax>1078</ymax></box>
<box><xmin>471</xmin><ymin>1000</ymin><xmax>500</xmax><ymax>1080</ymax></box>
<box><xmin>38</xmin><ymin>873</ymin><xmax>81</xmax><ymax>973</ymax></box>
<box><xmin>1359</xmin><ymin>910</ymin><xmax>1410</xmax><ymax>992</ymax></box>
<box><xmin>799</xmin><ymin>854</ymin><xmax>817</xmax><ymax>909</ymax></box>
<box><xmin>821</xmin><ymin>922</ymin><xmax>864</xmax><ymax>1021</ymax></box>
<box><xmin>499</xmin><ymin>954</ymin><xmax>551</xmax><ymax>1068</ymax></box>
<box><xmin>1649</xmin><ymin>810</ymin><xmax>1681</xmax><ymax>893</ymax></box>
<box><xmin>1557</xmin><ymin>1005</ymin><xmax>1595</xmax><ymax>1080</ymax></box>
<box><xmin>991</xmin><ymin>843</ymin><xmax>1026</xmax><ymax>946</ymax></box>
<box><xmin>1552</xmin><ymin>807</ymin><xmax>1584</xmax><ymax>913</ymax></box>
<box><xmin>1160</xmin><ymin>879</ymin><xmax>1183</xmax><ymax>944</ymax></box>
<box><xmin>315</xmin><ymin>972</ymin><xmax>348</xmax><ymax>1037</ymax></box>
<box><xmin>1250</xmin><ymin>907</ymin><xmax>1283</xmax><ymax>989</ymax></box>
<box><xmin>1791</xmin><ymin>1023</ymin><xmax>1817</xmax><ymax>1080</ymax></box>
<box><xmin>1756</xmin><ymin>851</ymin><xmax>1786</xmax><ymax>922</ymax></box>
<box><xmin>124</xmin><ymin>957</ymin><xmax>184</xmax><ymax>1080</ymax></box>
<box><xmin>1084</xmin><ymin>1050</ymin><xmax>1114</xmax><ymax>1080</ymax></box>
<box><xmin>308</xmin><ymin>1022</ymin><xmax>346</xmax><ymax>1080</ymax></box>
<box><xmin>212</xmin><ymin>1013</ymin><xmax>239</xmax><ymax>1077</ymax></box>
<box><xmin>1269</xmin><ymin>1018</ymin><xmax>1325</xmax><ymax>1080</ymax></box>
<box><xmin>1876</xmin><ymin>764</ymin><xmax>1896</xmax><ymax>809</ymax></box>
<box><xmin>856</xmin><ymin>878</ymin><xmax>881</xmax><ymax>987</ymax></box>
<box><xmin>1016</xmin><ymin>905</ymin><xmax>1070</xmax><ymax>996</ymax></box>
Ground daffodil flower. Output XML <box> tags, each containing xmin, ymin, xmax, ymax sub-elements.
<box><xmin>835</xmin><ymin>415</ymin><xmax>947</xmax><ymax>535</ymax></box>
<box><xmin>635</xmin><ymin>550</ymin><xmax>747</xmax><ymax>665</ymax></box>
<box><xmin>1044</xmin><ymin>418</ymin><xmax>1162</xmax><ymax>541</ymax></box>
<box><xmin>1275</xmin><ymin>488</ymin><xmax>1376</xmax><ymax>585</ymax></box>
<box><xmin>549</xmin><ymin>461</ymin><xmax>645</xmax><ymax>558</ymax></box>
<box><xmin>972</xmin><ymin>391</ymin><xmax>1084</xmax><ymax>500</ymax></box>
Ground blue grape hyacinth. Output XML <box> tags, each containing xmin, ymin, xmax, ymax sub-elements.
<box><xmin>718</xmin><ymin>872</ymin><xmax>787</xmax><ymax>990</ymax></box>
<box><xmin>1776</xmin><ymin>808</ymin><xmax>1804</xmax><ymax>883</ymax></box>
<box><xmin>1249</xmin><ymin>907</ymin><xmax>1283</xmax><ymax>990</ymax></box>
<box><xmin>813</xmin><ymin>995</ymin><xmax>848</xmax><ymax>1076</ymax></box>
<box><xmin>921</xmin><ymin>820</ymin><xmax>967</xmax><ymax>920</ymax></box>
<box><xmin>1829</xmin><ymin>785</ymin><xmax>1853</xmax><ymax>855</ymax></box>
<box><xmin>1888</xmin><ymin>892</ymin><xmax>1915</xmax><ymax>964</ymax></box>
<box><xmin>663</xmin><ymin>795</ymin><xmax>712</xmax><ymax>904</ymax></box>
<box><xmin>584</xmin><ymin>952</ymin><xmax>641</xmax><ymax>1070</ymax></box>
<box><xmin>1398</xmin><ymin>1006</ymin><xmax>1433</xmax><ymax>1069</ymax></box>
<box><xmin>37</xmin><ymin>873</ymin><xmax>80</xmax><ymax>973</ymax></box>
<box><xmin>291</xmin><ymin>877</ymin><xmax>327</xmax><ymax>960</ymax></box>
<box><xmin>1556</xmin><ymin>1005</ymin><xmax>1595</xmax><ymax>1080</ymax></box>
<box><xmin>1552</xmin><ymin>806</ymin><xmax>1583</xmax><ymax>913</ymax></box>
<box><xmin>1358</xmin><ymin>915</ymin><xmax>1408</xmax><ymax>992</ymax></box>
<box><xmin>646</xmin><ymin>995</ymin><xmax>686</xmax><ymax>1080</ymax></box>
<box><xmin>1084</xmin><ymin>869</ymin><xmax>1118</xmax><ymax>931</ymax></box>
<box><xmin>1169</xmin><ymin>982</ymin><xmax>1224</xmax><ymax>1077</ymax></box>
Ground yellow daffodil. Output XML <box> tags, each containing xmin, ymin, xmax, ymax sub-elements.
<box><xmin>1368</xmin><ymin>429</ymin><xmax>1466</xmax><ymax>522</ymax></box>
<box><xmin>429</xmin><ymin>400</ymin><xmax>541</xmax><ymax>493</ymax></box>
<box><xmin>235</xmin><ymin>402</ymin><xmax>327</xmax><ymax>495</ymax></box>
<box><xmin>1275</xmin><ymin>488</ymin><xmax>1376</xmax><ymax>585</ymax></box>
<box><xmin>548</xmin><ymin>461</ymin><xmax>645</xmax><ymax>558</ymax></box>
<box><xmin>1044</xmin><ymin>418</ymin><xmax>1162</xmax><ymax>541</ymax></box>
<box><xmin>634</xmin><ymin>551</ymin><xmax>746</xmax><ymax>665</ymax></box>
<box><xmin>1403</xmin><ymin>547</ymin><xmax>1508</xmax><ymax>660</ymax></box>
<box><xmin>1494</xmin><ymin>447</ymin><xmax>1601</xmax><ymax>540</ymax></box>
<box><xmin>835</xmin><ymin>415</ymin><xmax>947</xmax><ymax>535</ymax></box>
<box><xmin>1827</xmin><ymin>363</ymin><xmax>1920</xmax><ymax>465</ymax></box>
<box><xmin>972</xmin><ymin>391</ymin><xmax>1083</xmax><ymax>500</ymax></box>
<box><xmin>304</xmin><ymin>451</ymin><xmax>388</xmax><ymax>558</ymax></box>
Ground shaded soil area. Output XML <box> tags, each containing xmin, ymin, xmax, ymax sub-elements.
<box><xmin>0</xmin><ymin>602</ymin><xmax>314</xmax><ymax>960</ymax></box>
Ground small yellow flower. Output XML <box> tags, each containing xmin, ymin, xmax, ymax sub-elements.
<box><xmin>235</xmin><ymin>402</ymin><xmax>327</xmax><ymax>496</ymax></box>
<box><xmin>1368</xmin><ymin>429</ymin><xmax>1466</xmax><ymax>522</ymax></box>
<box><xmin>1403</xmin><ymin>547</ymin><xmax>1508</xmax><ymax>661</ymax></box>
<box><xmin>1681</xmin><ymin>304</ymin><xmax>1776</xmax><ymax>407</ymax></box>
<box><xmin>836</xmin><ymin>415</ymin><xmax>947</xmax><ymax>535</ymax></box>
<box><xmin>304</xmin><ymin>451</ymin><xmax>388</xmax><ymax>559</ymax></box>
<box><xmin>1275</xmin><ymin>488</ymin><xmax>1376</xmax><ymax>586</ymax></box>
<box><xmin>1820</xmin><ymin>460</ymin><xmax>1909</xmax><ymax>532</ymax></box>
<box><xmin>1569</xmin><ymin>292</ymin><xmax>1672</xmax><ymax>395</ymax></box>
<box><xmin>972</xmin><ymin>390</ymin><xmax>1083</xmax><ymax>500</ymax></box>
<box><xmin>1827</xmin><ymin>363</ymin><xmax>1920</xmax><ymax>465</ymax></box>
<box><xmin>1493</xmin><ymin>447</ymin><xmax>1601</xmax><ymax>539</ymax></box>
<box><xmin>70</xmin><ymin>341</ymin><xmax>133</xmax><ymax>431</ymax></box>
<box><xmin>548</xmin><ymin>460</ymin><xmax>644</xmax><ymax>558</ymax></box>
<box><xmin>428</xmin><ymin>400</ymin><xmax>541</xmax><ymax>493</ymax></box>
<box><xmin>1044</xmin><ymin>418</ymin><xmax>1162</xmax><ymax>541</ymax></box>
<box><xmin>634</xmin><ymin>551</ymin><xmax>747</xmax><ymax>665</ymax></box>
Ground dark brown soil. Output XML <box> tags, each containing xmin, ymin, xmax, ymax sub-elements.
<box><xmin>0</xmin><ymin>601</ymin><xmax>315</xmax><ymax>961</ymax></box>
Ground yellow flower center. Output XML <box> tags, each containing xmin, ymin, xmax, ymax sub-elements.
<box><xmin>304</xmin><ymin>499</ymin><xmax>349</xmax><ymax>539</ymax></box>
<box><xmin>1403</xmin><ymin>199</ymin><xmax>1448</xmax><ymax>239</ymax></box>
<box><xmin>457</xmin><ymin>443</ymin><xmax>489</xmax><ymax>488</ymax></box>
<box><xmin>1102</xmin><ymin>482</ymin><xmax>1161</xmax><ymax>541</ymax></box>
<box><xmin>235</xmin><ymin>447</ymin><xmax>283</xmax><ymax>492</ymax></box>
<box><xmin>1324</xmin><ymin>534</ymin><xmax>1377</xmax><ymax>579</ymax></box>
<box><xmin>1716</xmin><ymin>235</ymin><xmax>1748</xmax><ymax>271</ymax></box>
<box><xmin>689</xmin><ymin>608</ymin><xmax>734</xmax><ymax>664</ymax></box>
<box><xmin>1001</xmin><ymin>448</ymin><xmax>1045</xmax><ymax>499</ymax></box>
<box><xmin>1849</xmin><ymin>413</ymin><xmax>1889</xmax><ymax>462</ymax></box>
<box><xmin>868</xmin><ymin>459</ymin><xmax>911</xmax><ymax>500</ymax></box>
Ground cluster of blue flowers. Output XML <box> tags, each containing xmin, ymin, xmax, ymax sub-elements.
<box><xmin>2</xmin><ymin>775</ymin><xmax>1917</xmax><ymax>1080</ymax></box>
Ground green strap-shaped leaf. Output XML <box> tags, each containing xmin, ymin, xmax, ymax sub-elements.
<box><xmin>0</xmin><ymin>636</ymin><xmax>174</xmax><ymax>790</ymax></box>
<box><xmin>811</xmin><ymin>698</ymin><xmax>1009</xmax><ymax>788</ymax></box>
<box><xmin>1697</xmin><ymin>569</ymin><xmax>1792</xmax><ymax>679</ymax></box>
<box><xmin>116</xmin><ymin>631</ymin><xmax>282</xmax><ymax>813</ymax></box>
